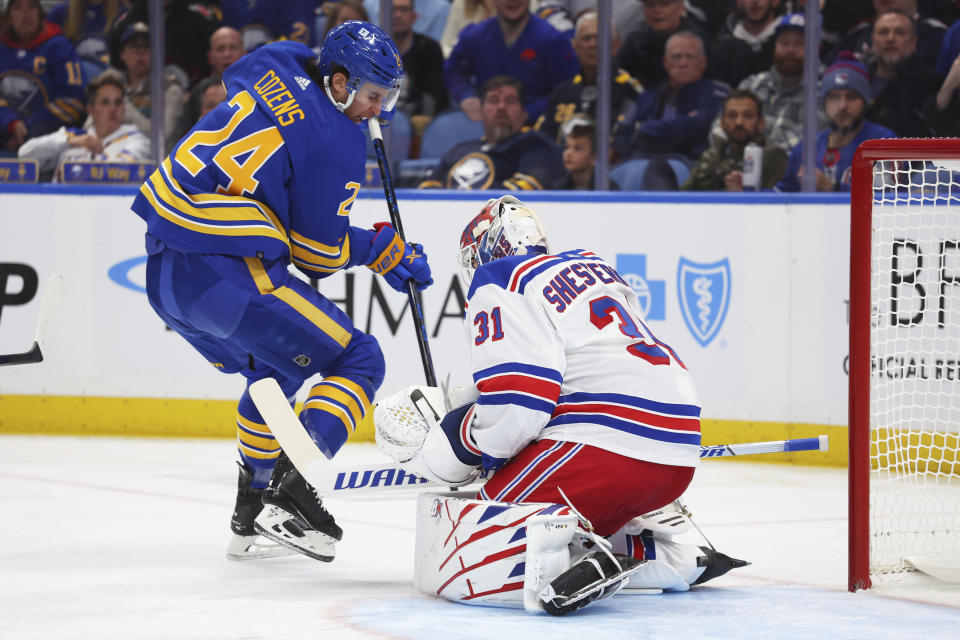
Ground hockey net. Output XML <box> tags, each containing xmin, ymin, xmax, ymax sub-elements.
<box><xmin>849</xmin><ymin>139</ymin><xmax>960</xmax><ymax>591</ymax></box>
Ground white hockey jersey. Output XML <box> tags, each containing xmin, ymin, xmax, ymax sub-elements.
<box><xmin>465</xmin><ymin>249</ymin><xmax>701</xmax><ymax>468</ymax></box>
<box><xmin>17</xmin><ymin>123</ymin><xmax>151</xmax><ymax>177</ymax></box>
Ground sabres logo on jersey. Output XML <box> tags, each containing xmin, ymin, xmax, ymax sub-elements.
<box><xmin>677</xmin><ymin>257</ymin><xmax>731</xmax><ymax>347</ymax></box>
<box><xmin>448</xmin><ymin>152</ymin><xmax>495</xmax><ymax>190</ymax></box>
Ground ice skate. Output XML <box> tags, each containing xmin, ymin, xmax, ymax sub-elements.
<box><xmin>225</xmin><ymin>463</ymin><xmax>295</xmax><ymax>561</ymax></box>
<box><xmin>254</xmin><ymin>454</ymin><xmax>343</xmax><ymax>562</ymax></box>
<box><xmin>539</xmin><ymin>551</ymin><xmax>645</xmax><ymax>616</ymax></box>
<box><xmin>691</xmin><ymin>546</ymin><xmax>750</xmax><ymax>585</ymax></box>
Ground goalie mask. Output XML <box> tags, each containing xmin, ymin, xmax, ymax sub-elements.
<box><xmin>457</xmin><ymin>195</ymin><xmax>549</xmax><ymax>287</ymax></box>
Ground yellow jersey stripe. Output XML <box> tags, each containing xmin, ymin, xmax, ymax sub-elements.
<box><xmin>308</xmin><ymin>385</ymin><xmax>364</xmax><ymax>425</ymax></box>
<box><xmin>303</xmin><ymin>397</ymin><xmax>356</xmax><ymax>435</ymax></box>
<box><xmin>243</xmin><ymin>258</ymin><xmax>352</xmax><ymax>347</ymax></box>
<box><xmin>237</xmin><ymin>413</ymin><xmax>273</xmax><ymax>436</ymax></box>
<box><xmin>139</xmin><ymin>182</ymin><xmax>288</xmax><ymax>242</ymax></box>
<box><xmin>324</xmin><ymin>376</ymin><xmax>372</xmax><ymax>409</ymax></box>
<box><xmin>156</xmin><ymin>159</ymin><xmax>288</xmax><ymax>235</ymax></box>
<box><xmin>237</xmin><ymin>440</ymin><xmax>282</xmax><ymax>459</ymax></box>
<box><xmin>237</xmin><ymin>428</ymin><xmax>279</xmax><ymax>450</ymax></box>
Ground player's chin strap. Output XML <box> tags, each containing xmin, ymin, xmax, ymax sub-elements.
<box><xmin>323</xmin><ymin>75</ymin><xmax>356</xmax><ymax>112</ymax></box>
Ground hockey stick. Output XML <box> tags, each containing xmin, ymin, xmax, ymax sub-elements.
<box><xmin>250</xmin><ymin>377</ymin><xmax>830</xmax><ymax>497</ymax></box>
<box><xmin>368</xmin><ymin>117</ymin><xmax>437</xmax><ymax>386</ymax></box>
<box><xmin>0</xmin><ymin>273</ymin><xmax>64</xmax><ymax>366</ymax></box>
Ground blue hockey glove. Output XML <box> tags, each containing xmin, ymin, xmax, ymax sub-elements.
<box><xmin>366</xmin><ymin>222</ymin><xmax>433</xmax><ymax>292</ymax></box>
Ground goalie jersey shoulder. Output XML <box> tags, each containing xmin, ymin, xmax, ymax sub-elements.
<box><xmin>468</xmin><ymin>249</ymin><xmax>611</xmax><ymax>299</ymax></box>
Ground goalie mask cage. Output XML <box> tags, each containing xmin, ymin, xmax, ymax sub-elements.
<box><xmin>849</xmin><ymin>138</ymin><xmax>960</xmax><ymax>592</ymax></box>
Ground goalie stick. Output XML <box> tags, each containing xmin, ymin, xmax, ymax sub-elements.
<box><xmin>0</xmin><ymin>273</ymin><xmax>64</xmax><ymax>366</ymax></box>
<box><xmin>249</xmin><ymin>378</ymin><xmax>830</xmax><ymax>497</ymax></box>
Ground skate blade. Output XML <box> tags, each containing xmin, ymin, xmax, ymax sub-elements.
<box><xmin>254</xmin><ymin>505</ymin><xmax>337</xmax><ymax>563</ymax></box>
<box><xmin>225</xmin><ymin>533</ymin><xmax>297</xmax><ymax>561</ymax></box>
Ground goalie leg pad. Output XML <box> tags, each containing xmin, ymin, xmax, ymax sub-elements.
<box><xmin>414</xmin><ymin>492</ymin><xmax>577</xmax><ymax>608</ymax></box>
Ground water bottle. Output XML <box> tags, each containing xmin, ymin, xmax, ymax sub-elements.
<box><xmin>742</xmin><ymin>143</ymin><xmax>763</xmax><ymax>191</ymax></box>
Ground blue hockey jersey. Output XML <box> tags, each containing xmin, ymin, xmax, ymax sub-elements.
<box><xmin>132</xmin><ymin>41</ymin><xmax>373</xmax><ymax>279</ymax></box>
<box><xmin>0</xmin><ymin>21</ymin><xmax>86</xmax><ymax>139</ymax></box>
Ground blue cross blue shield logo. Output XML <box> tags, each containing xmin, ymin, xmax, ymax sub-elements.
<box><xmin>677</xmin><ymin>257</ymin><xmax>731</xmax><ymax>347</ymax></box>
<box><xmin>616</xmin><ymin>254</ymin><xmax>665</xmax><ymax>320</ymax></box>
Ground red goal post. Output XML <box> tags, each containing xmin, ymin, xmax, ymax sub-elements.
<box><xmin>849</xmin><ymin>138</ymin><xmax>960</xmax><ymax>592</ymax></box>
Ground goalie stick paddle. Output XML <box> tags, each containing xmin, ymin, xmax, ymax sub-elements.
<box><xmin>0</xmin><ymin>273</ymin><xmax>64</xmax><ymax>366</ymax></box>
<box><xmin>368</xmin><ymin>117</ymin><xmax>437</xmax><ymax>387</ymax></box>
<box><xmin>250</xmin><ymin>376</ymin><xmax>830</xmax><ymax>497</ymax></box>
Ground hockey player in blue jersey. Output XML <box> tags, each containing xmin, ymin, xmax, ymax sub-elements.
<box><xmin>0</xmin><ymin>0</ymin><xmax>87</xmax><ymax>150</ymax></box>
<box><xmin>130</xmin><ymin>21</ymin><xmax>433</xmax><ymax>563</ymax></box>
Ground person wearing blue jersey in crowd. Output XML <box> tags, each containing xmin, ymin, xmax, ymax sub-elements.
<box><xmin>774</xmin><ymin>54</ymin><xmax>896</xmax><ymax>192</ymax></box>
<box><xmin>211</xmin><ymin>0</ymin><xmax>317</xmax><ymax>52</ymax></box>
<box><xmin>0</xmin><ymin>0</ymin><xmax>86</xmax><ymax>152</ymax></box>
<box><xmin>130</xmin><ymin>20</ymin><xmax>433</xmax><ymax>563</ymax></box>
<box><xmin>443</xmin><ymin>0</ymin><xmax>579</xmax><ymax>123</ymax></box>
<box><xmin>46</xmin><ymin>0</ymin><xmax>121</xmax><ymax>80</ymax></box>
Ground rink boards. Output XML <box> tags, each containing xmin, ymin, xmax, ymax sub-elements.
<box><xmin>0</xmin><ymin>188</ymin><xmax>883</xmax><ymax>464</ymax></box>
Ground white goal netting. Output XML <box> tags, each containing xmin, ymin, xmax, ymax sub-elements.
<box><xmin>868</xmin><ymin>160</ymin><xmax>960</xmax><ymax>580</ymax></box>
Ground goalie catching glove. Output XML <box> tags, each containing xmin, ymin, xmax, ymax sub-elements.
<box><xmin>366</xmin><ymin>222</ymin><xmax>433</xmax><ymax>293</ymax></box>
<box><xmin>374</xmin><ymin>385</ymin><xmax>482</xmax><ymax>486</ymax></box>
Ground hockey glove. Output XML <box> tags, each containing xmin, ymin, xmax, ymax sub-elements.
<box><xmin>366</xmin><ymin>222</ymin><xmax>433</xmax><ymax>292</ymax></box>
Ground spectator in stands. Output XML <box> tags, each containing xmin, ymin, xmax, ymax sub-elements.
<box><xmin>392</xmin><ymin>0</ymin><xmax>449</xmax><ymax>125</ymax></box>
<box><xmin>864</xmin><ymin>10</ymin><xmax>942</xmax><ymax>137</ymax></box>
<box><xmin>733</xmin><ymin>12</ymin><xmax>818</xmax><ymax>153</ymax></box>
<box><xmin>197</xmin><ymin>76</ymin><xmax>227</xmax><ymax>118</ymax></box>
<box><xmin>828</xmin><ymin>0</ymin><xmax>946</xmax><ymax>69</ymax></box>
<box><xmin>709</xmin><ymin>0</ymin><xmax>782</xmax><ymax>88</ymax></box>
<box><xmin>682</xmin><ymin>89</ymin><xmax>787</xmax><ymax>191</ymax></box>
<box><xmin>171</xmin><ymin>26</ymin><xmax>243</xmax><ymax>144</ymax></box>
<box><xmin>615</xmin><ymin>0</ymin><xmax>709</xmax><ymax>90</ymax></box>
<box><xmin>551</xmin><ymin>115</ymin><xmax>619</xmax><ymax>190</ymax></box>
<box><xmin>111</xmin><ymin>21</ymin><xmax>185</xmax><ymax>153</ymax></box>
<box><xmin>363</xmin><ymin>0</ymin><xmax>450</xmax><ymax>43</ymax></box>
<box><xmin>440</xmin><ymin>0</ymin><xmax>494</xmax><ymax>58</ymax></box>
<box><xmin>934</xmin><ymin>15</ymin><xmax>960</xmax><ymax>76</ymax></box>
<box><xmin>321</xmin><ymin>0</ymin><xmax>368</xmax><ymax>41</ymax></box>
<box><xmin>689</xmin><ymin>0</ymin><xmax>737</xmax><ymax>37</ymax></box>
<box><xmin>46</xmin><ymin>0</ymin><xmax>120</xmax><ymax>79</ymax></box>
<box><xmin>927</xmin><ymin>44</ymin><xmax>960</xmax><ymax>136</ymax></box>
<box><xmin>211</xmin><ymin>0</ymin><xmax>315</xmax><ymax>52</ymax></box>
<box><xmin>110</xmin><ymin>0</ymin><xmax>218</xmax><ymax>87</ymax></box>
<box><xmin>775</xmin><ymin>56</ymin><xmax>895</xmax><ymax>192</ymax></box>
<box><xmin>419</xmin><ymin>75</ymin><xmax>565</xmax><ymax>190</ymax></box>
<box><xmin>535</xmin><ymin>10</ymin><xmax>642</xmax><ymax>145</ymax></box>
<box><xmin>18</xmin><ymin>69</ymin><xmax>150</xmax><ymax>180</ymax></box>
<box><xmin>0</xmin><ymin>0</ymin><xmax>86</xmax><ymax>152</ymax></box>
<box><xmin>444</xmin><ymin>0</ymin><xmax>580</xmax><ymax>123</ymax></box>
<box><xmin>612</xmin><ymin>30</ymin><xmax>728</xmax><ymax>161</ymax></box>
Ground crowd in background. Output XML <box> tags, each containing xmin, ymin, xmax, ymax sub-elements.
<box><xmin>1</xmin><ymin>0</ymin><xmax>958</xmax><ymax>189</ymax></box>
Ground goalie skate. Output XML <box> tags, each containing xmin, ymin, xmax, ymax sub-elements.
<box><xmin>539</xmin><ymin>551</ymin><xmax>646</xmax><ymax>616</ymax></box>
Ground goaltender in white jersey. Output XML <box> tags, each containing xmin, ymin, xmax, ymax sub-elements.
<box><xmin>375</xmin><ymin>196</ymin><xmax>747</xmax><ymax>615</ymax></box>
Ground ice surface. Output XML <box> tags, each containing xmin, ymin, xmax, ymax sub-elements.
<box><xmin>1</xmin><ymin>436</ymin><xmax>957</xmax><ymax>639</ymax></box>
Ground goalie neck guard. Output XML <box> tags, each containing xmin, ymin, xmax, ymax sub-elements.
<box><xmin>317</xmin><ymin>20</ymin><xmax>404</xmax><ymax>115</ymax></box>
<box><xmin>457</xmin><ymin>195</ymin><xmax>550</xmax><ymax>287</ymax></box>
